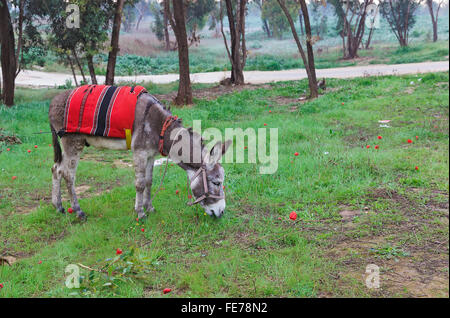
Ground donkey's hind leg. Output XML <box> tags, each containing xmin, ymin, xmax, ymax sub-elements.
<box><xmin>51</xmin><ymin>163</ymin><xmax>64</xmax><ymax>214</ymax></box>
<box><xmin>61</xmin><ymin>135</ymin><xmax>86</xmax><ymax>220</ymax></box>
<box><xmin>143</xmin><ymin>157</ymin><xmax>155</xmax><ymax>213</ymax></box>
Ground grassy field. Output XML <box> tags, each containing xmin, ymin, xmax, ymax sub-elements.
<box><xmin>0</xmin><ymin>72</ymin><xmax>448</xmax><ymax>297</ymax></box>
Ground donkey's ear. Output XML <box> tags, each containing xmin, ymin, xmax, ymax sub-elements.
<box><xmin>222</xmin><ymin>139</ymin><xmax>232</xmax><ymax>155</ymax></box>
<box><xmin>206</xmin><ymin>140</ymin><xmax>232</xmax><ymax>167</ymax></box>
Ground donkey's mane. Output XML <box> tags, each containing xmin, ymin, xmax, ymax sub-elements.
<box><xmin>144</xmin><ymin>93</ymin><xmax>206</xmax><ymax>170</ymax></box>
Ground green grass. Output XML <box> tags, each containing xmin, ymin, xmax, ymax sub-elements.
<box><xmin>37</xmin><ymin>39</ymin><xmax>449</xmax><ymax>77</ymax></box>
<box><xmin>0</xmin><ymin>72</ymin><xmax>448</xmax><ymax>297</ymax></box>
<box><xmin>94</xmin><ymin>40</ymin><xmax>449</xmax><ymax>76</ymax></box>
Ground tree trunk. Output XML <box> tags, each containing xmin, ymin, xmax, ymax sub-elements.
<box><xmin>86</xmin><ymin>54</ymin><xmax>98</xmax><ymax>85</ymax></box>
<box><xmin>263</xmin><ymin>19</ymin><xmax>271</xmax><ymax>38</ymax></box>
<box><xmin>432</xmin><ymin>21</ymin><xmax>438</xmax><ymax>42</ymax></box>
<box><xmin>341</xmin><ymin>32</ymin><xmax>346</xmax><ymax>58</ymax></box>
<box><xmin>136</xmin><ymin>4</ymin><xmax>144</xmax><ymax>31</ymax></box>
<box><xmin>136</xmin><ymin>15</ymin><xmax>143</xmax><ymax>31</ymax></box>
<box><xmin>299</xmin><ymin>0</ymin><xmax>318</xmax><ymax>98</ymax></box>
<box><xmin>365</xmin><ymin>27</ymin><xmax>374</xmax><ymax>49</ymax></box>
<box><xmin>15</xmin><ymin>0</ymin><xmax>24</xmax><ymax>77</ymax></box>
<box><xmin>163</xmin><ymin>0</ymin><xmax>171</xmax><ymax>51</ymax></box>
<box><xmin>299</xmin><ymin>10</ymin><xmax>304</xmax><ymax>36</ymax></box>
<box><xmin>105</xmin><ymin>0</ymin><xmax>125</xmax><ymax>85</ymax></box>
<box><xmin>0</xmin><ymin>0</ymin><xmax>17</xmax><ymax>106</ymax></box>
<box><xmin>278</xmin><ymin>0</ymin><xmax>317</xmax><ymax>98</ymax></box>
<box><xmin>73</xmin><ymin>49</ymin><xmax>86</xmax><ymax>83</ymax></box>
<box><xmin>225</xmin><ymin>0</ymin><xmax>246</xmax><ymax>85</ymax></box>
<box><xmin>67</xmin><ymin>54</ymin><xmax>79</xmax><ymax>87</ymax></box>
<box><xmin>427</xmin><ymin>0</ymin><xmax>441</xmax><ymax>42</ymax></box>
<box><xmin>171</xmin><ymin>0</ymin><xmax>192</xmax><ymax>105</ymax></box>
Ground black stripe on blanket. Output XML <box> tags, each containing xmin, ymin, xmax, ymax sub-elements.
<box><xmin>94</xmin><ymin>86</ymin><xmax>118</xmax><ymax>136</ymax></box>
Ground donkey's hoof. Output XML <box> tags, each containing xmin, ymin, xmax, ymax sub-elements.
<box><xmin>76</xmin><ymin>211</ymin><xmax>87</xmax><ymax>221</ymax></box>
<box><xmin>58</xmin><ymin>207</ymin><xmax>65</xmax><ymax>214</ymax></box>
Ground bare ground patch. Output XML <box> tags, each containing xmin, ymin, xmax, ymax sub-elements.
<box><xmin>327</xmin><ymin>237</ymin><xmax>448</xmax><ymax>297</ymax></box>
<box><xmin>323</xmin><ymin>187</ymin><xmax>449</xmax><ymax>297</ymax></box>
<box><xmin>154</xmin><ymin>83</ymin><xmax>273</xmax><ymax>103</ymax></box>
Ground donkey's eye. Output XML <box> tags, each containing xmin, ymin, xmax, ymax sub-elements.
<box><xmin>212</xmin><ymin>181</ymin><xmax>221</xmax><ymax>186</ymax></box>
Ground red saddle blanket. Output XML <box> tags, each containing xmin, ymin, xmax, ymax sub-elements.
<box><xmin>63</xmin><ymin>85</ymin><xmax>147</xmax><ymax>139</ymax></box>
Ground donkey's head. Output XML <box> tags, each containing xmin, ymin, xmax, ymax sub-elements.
<box><xmin>187</xmin><ymin>140</ymin><xmax>232</xmax><ymax>218</ymax></box>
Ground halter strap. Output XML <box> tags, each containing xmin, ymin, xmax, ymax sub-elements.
<box><xmin>158</xmin><ymin>115</ymin><xmax>178</xmax><ymax>156</ymax></box>
<box><xmin>157</xmin><ymin>115</ymin><xmax>223</xmax><ymax>206</ymax></box>
<box><xmin>187</xmin><ymin>165</ymin><xmax>224</xmax><ymax>206</ymax></box>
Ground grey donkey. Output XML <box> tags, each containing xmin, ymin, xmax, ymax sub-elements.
<box><xmin>48</xmin><ymin>90</ymin><xmax>232</xmax><ymax>221</ymax></box>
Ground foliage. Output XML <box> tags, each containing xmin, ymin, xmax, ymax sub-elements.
<box><xmin>310</xmin><ymin>1</ymin><xmax>328</xmax><ymax>37</ymax></box>
<box><xmin>71</xmin><ymin>247</ymin><xmax>155</xmax><ymax>297</ymax></box>
<box><xmin>21</xmin><ymin>46</ymin><xmax>46</xmax><ymax>68</ymax></box>
<box><xmin>150</xmin><ymin>0</ymin><xmax>165</xmax><ymax>42</ymax></box>
<box><xmin>26</xmin><ymin>0</ymin><xmax>115</xmax><ymax>71</ymax></box>
<box><xmin>185</xmin><ymin>0</ymin><xmax>216</xmax><ymax>35</ymax></box>
<box><xmin>379</xmin><ymin>0</ymin><xmax>421</xmax><ymax>47</ymax></box>
<box><xmin>262</xmin><ymin>0</ymin><xmax>299</xmax><ymax>40</ymax></box>
<box><xmin>151</xmin><ymin>0</ymin><xmax>216</xmax><ymax>44</ymax></box>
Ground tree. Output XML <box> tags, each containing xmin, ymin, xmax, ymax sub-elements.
<box><xmin>379</xmin><ymin>0</ymin><xmax>420</xmax><ymax>47</ymax></box>
<box><xmin>163</xmin><ymin>0</ymin><xmax>171</xmax><ymax>50</ymax></box>
<box><xmin>208</xmin><ymin>1</ymin><xmax>222</xmax><ymax>38</ymax></box>
<box><xmin>277</xmin><ymin>0</ymin><xmax>318</xmax><ymax>98</ymax></box>
<box><xmin>364</xmin><ymin>3</ymin><xmax>379</xmax><ymax>49</ymax></box>
<box><xmin>122</xmin><ymin>2</ymin><xmax>137</xmax><ymax>33</ymax></box>
<box><xmin>105</xmin><ymin>0</ymin><xmax>125</xmax><ymax>85</ymax></box>
<box><xmin>186</xmin><ymin>0</ymin><xmax>215</xmax><ymax>45</ymax></box>
<box><xmin>254</xmin><ymin>0</ymin><xmax>272</xmax><ymax>38</ymax></box>
<box><xmin>262</xmin><ymin>0</ymin><xmax>297</xmax><ymax>40</ymax></box>
<box><xmin>80</xmin><ymin>2</ymin><xmax>113</xmax><ymax>85</ymax></box>
<box><xmin>150</xmin><ymin>0</ymin><xmax>168</xmax><ymax>48</ymax></box>
<box><xmin>30</xmin><ymin>0</ymin><xmax>114</xmax><ymax>86</ymax></box>
<box><xmin>221</xmin><ymin>0</ymin><xmax>248</xmax><ymax>85</ymax></box>
<box><xmin>330</xmin><ymin>0</ymin><xmax>372</xmax><ymax>58</ymax></box>
<box><xmin>14</xmin><ymin>0</ymin><xmax>25</xmax><ymax>76</ymax></box>
<box><xmin>310</xmin><ymin>0</ymin><xmax>325</xmax><ymax>37</ymax></box>
<box><xmin>426</xmin><ymin>0</ymin><xmax>444</xmax><ymax>42</ymax></box>
<box><xmin>298</xmin><ymin>9</ymin><xmax>305</xmax><ymax>35</ymax></box>
<box><xmin>135</xmin><ymin>0</ymin><xmax>149</xmax><ymax>30</ymax></box>
<box><xmin>0</xmin><ymin>0</ymin><xmax>17</xmax><ymax>106</ymax></box>
<box><xmin>168</xmin><ymin>0</ymin><xmax>193</xmax><ymax>105</ymax></box>
<box><xmin>153</xmin><ymin>0</ymin><xmax>214</xmax><ymax>50</ymax></box>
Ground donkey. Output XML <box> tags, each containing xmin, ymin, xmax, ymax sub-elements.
<box><xmin>48</xmin><ymin>89</ymin><xmax>231</xmax><ymax>220</ymax></box>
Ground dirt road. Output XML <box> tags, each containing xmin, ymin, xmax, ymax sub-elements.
<box><xmin>10</xmin><ymin>61</ymin><xmax>449</xmax><ymax>88</ymax></box>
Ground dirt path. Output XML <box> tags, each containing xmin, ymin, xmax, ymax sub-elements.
<box><xmin>11</xmin><ymin>61</ymin><xmax>449</xmax><ymax>88</ymax></box>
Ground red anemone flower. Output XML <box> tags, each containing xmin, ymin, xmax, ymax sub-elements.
<box><xmin>289</xmin><ymin>211</ymin><xmax>297</xmax><ymax>221</ymax></box>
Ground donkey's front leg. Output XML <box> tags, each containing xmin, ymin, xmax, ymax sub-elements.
<box><xmin>133</xmin><ymin>151</ymin><xmax>148</xmax><ymax>220</ymax></box>
<box><xmin>143</xmin><ymin>157</ymin><xmax>155</xmax><ymax>213</ymax></box>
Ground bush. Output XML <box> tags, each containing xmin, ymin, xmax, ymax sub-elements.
<box><xmin>411</xmin><ymin>30</ymin><xmax>422</xmax><ymax>38</ymax></box>
<box><xmin>250</xmin><ymin>41</ymin><xmax>263</xmax><ymax>49</ymax></box>
<box><xmin>22</xmin><ymin>47</ymin><xmax>47</xmax><ymax>68</ymax></box>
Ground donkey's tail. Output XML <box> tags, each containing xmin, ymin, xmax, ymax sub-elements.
<box><xmin>50</xmin><ymin>124</ymin><xmax>63</xmax><ymax>163</ymax></box>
